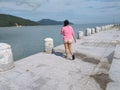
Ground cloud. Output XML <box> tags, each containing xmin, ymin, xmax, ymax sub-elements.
<box><xmin>100</xmin><ymin>0</ymin><xmax>120</xmax><ymax>2</ymax></box>
<box><xmin>85</xmin><ymin>0</ymin><xmax>120</xmax><ymax>2</ymax></box>
<box><xmin>16</xmin><ymin>0</ymin><xmax>41</xmax><ymax>10</ymax></box>
<box><xmin>0</xmin><ymin>0</ymin><xmax>50</xmax><ymax>10</ymax></box>
<box><xmin>0</xmin><ymin>0</ymin><xmax>120</xmax><ymax>23</ymax></box>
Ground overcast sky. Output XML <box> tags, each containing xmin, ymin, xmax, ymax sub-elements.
<box><xmin>0</xmin><ymin>0</ymin><xmax>120</xmax><ymax>24</ymax></box>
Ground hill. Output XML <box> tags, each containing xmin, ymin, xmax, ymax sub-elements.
<box><xmin>0</xmin><ymin>14</ymin><xmax>74</xmax><ymax>26</ymax></box>
<box><xmin>0</xmin><ymin>14</ymin><xmax>39</xmax><ymax>27</ymax></box>
<box><xmin>38</xmin><ymin>19</ymin><xmax>73</xmax><ymax>25</ymax></box>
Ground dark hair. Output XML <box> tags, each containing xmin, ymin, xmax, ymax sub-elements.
<box><xmin>64</xmin><ymin>20</ymin><xmax>69</xmax><ymax>26</ymax></box>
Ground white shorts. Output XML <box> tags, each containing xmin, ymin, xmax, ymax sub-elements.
<box><xmin>64</xmin><ymin>39</ymin><xmax>72</xmax><ymax>43</ymax></box>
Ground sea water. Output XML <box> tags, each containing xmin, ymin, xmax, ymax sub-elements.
<box><xmin>0</xmin><ymin>23</ymin><xmax>107</xmax><ymax>61</ymax></box>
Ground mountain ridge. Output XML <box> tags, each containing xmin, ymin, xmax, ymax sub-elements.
<box><xmin>0</xmin><ymin>14</ymin><xmax>73</xmax><ymax>27</ymax></box>
<box><xmin>0</xmin><ymin>14</ymin><xmax>39</xmax><ymax>27</ymax></box>
<box><xmin>37</xmin><ymin>19</ymin><xmax>73</xmax><ymax>25</ymax></box>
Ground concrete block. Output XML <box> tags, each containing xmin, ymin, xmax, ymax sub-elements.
<box><xmin>44</xmin><ymin>38</ymin><xmax>54</xmax><ymax>53</ymax></box>
<box><xmin>109</xmin><ymin>59</ymin><xmax>120</xmax><ymax>82</ymax></box>
<box><xmin>91</xmin><ymin>28</ymin><xmax>95</xmax><ymax>34</ymax></box>
<box><xmin>0</xmin><ymin>43</ymin><xmax>14</xmax><ymax>72</ymax></box>
<box><xmin>95</xmin><ymin>27</ymin><xmax>100</xmax><ymax>33</ymax></box>
<box><xmin>106</xmin><ymin>82</ymin><xmax>120</xmax><ymax>90</ymax></box>
<box><xmin>114</xmin><ymin>45</ymin><xmax>120</xmax><ymax>59</ymax></box>
<box><xmin>78</xmin><ymin>31</ymin><xmax>84</xmax><ymax>39</ymax></box>
<box><xmin>86</xmin><ymin>28</ymin><xmax>91</xmax><ymax>36</ymax></box>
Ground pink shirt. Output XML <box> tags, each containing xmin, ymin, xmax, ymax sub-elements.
<box><xmin>61</xmin><ymin>25</ymin><xmax>74</xmax><ymax>40</ymax></box>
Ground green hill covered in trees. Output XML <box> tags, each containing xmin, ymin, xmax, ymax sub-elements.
<box><xmin>37</xmin><ymin>19</ymin><xmax>73</xmax><ymax>25</ymax></box>
<box><xmin>0</xmin><ymin>14</ymin><xmax>39</xmax><ymax>27</ymax></box>
<box><xmin>0</xmin><ymin>14</ymin><xmax>74</xmax><ymax>27</ymax></box>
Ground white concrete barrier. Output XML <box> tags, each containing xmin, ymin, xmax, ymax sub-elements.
<box><xmin>91</xmin><ymin>28</ymin><xmax>95</xmax><ymax>34</ymax></box>
<box><xmin>105</xmin><ymin>25</ymin><xmax>108</xmax><ymax>29</ymax></box>
<box><xmin>0</xmin><ymin>43</ymin><xmax>14</xmax><ymax>72</ymax></box>
<box><xmin>95</xmin><ymin>27</ymin><xmax>101</xmax><ymax>33</ymax></box>
<box><xmin>78</xmin><ymin>31</ymin><xmax>84</xmax><ymax>39</ymax></box>
<box><xmin>86</xmin><ymin>28</ymin><xmax>91</xmax><ymax>36</ymax></box>
<box><xmin>101</xmin><ymin>26</ymin><xmax>106</xmax><ymax>31</ymax></box>
<box><xmin>44</xmin><ymin>38</ymin><xmax>54</xmax><ymax>53</ymax></box>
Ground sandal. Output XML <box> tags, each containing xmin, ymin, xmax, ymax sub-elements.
<box><xmin>72</xmin><ymin>55</ymin><xmax>75</xmax><ymax>60</ymax></box>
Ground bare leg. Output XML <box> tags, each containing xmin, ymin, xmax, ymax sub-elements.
<box><xmin>64</xmin><ymin>43</ymin><xmax>69</xmax><ymax>59</ymax></box>
<box><xmin>68</xmin><ymin>43</ymin><xmax>75</xmax><ymax>60</ymax></box>
<box><xmin>68</xmin><ymin>43</ymin><xmax>73</xmax><ymax>55</ymax></box>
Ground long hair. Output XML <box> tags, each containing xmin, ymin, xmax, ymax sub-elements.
<box><xmin>64</xmin><ymin>20</ymin><xmax>69</xmax><ymax>26</ymax></box>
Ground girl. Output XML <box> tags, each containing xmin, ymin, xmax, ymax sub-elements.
<box><xmin>61</xmin><ymin>20</ymin><xmax>76</xmax><ymax>60</ymax></box>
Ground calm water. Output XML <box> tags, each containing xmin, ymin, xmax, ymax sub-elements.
<box><xmin>0</xmin><ymin>23</ymin><xmax>107</xmax><ymax>61</ymax></box>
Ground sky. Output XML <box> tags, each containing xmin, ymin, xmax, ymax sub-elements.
<box><xmin>0</xmin><ymin>0</ymin><xmax>120</xmax><ymax>24</ymax></box>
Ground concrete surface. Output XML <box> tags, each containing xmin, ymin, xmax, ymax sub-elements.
<box><xmin>0</xmin><ymin>27</ymin><xmax>120</xmax><ymax>90</ymax></box>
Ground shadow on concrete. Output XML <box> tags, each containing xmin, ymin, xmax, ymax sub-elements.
<box><xmin>52</xmin><ymin>51</ymin><xmax>65</xmax><ymax>59</ymax></box>
<box><xmin>90</xmin><ymin>73</ymin><xmax>113</xmax><ymax>90</ymax></box>
<box><xmin>106</xmin><ymin>51</ymin><xmax>115</xmax><ymax>64</ymax></box>
<box><xmin>74</xmin><ymin>52</ymin><xmax>100</xmax><ymax>64</ymax></box>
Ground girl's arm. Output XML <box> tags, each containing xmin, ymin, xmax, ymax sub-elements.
<box><xmin>73</xmin><ymin>34</ymin><xmax>76</xmax><ymax>43</ymax></box>
<box><xmin>71</xmin><ymin>27</ymin><xmax>76</xmax><ymax>43</ymax></box>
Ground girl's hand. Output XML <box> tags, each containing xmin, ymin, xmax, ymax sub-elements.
<box><xmin>74</xmin><ymin>39</ymin><xmax>76</xmax><ymax>43</ymax></box>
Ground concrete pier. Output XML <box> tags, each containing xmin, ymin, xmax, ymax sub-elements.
<box><xmin>54</xmin><ymin>26</ymin><xmax>120</xmax><ymax>90</ymax></box>
<box><xmin>0</xmin><ymin>25</ymin><xmax>120</xmax><ymax>90</ymax></box>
